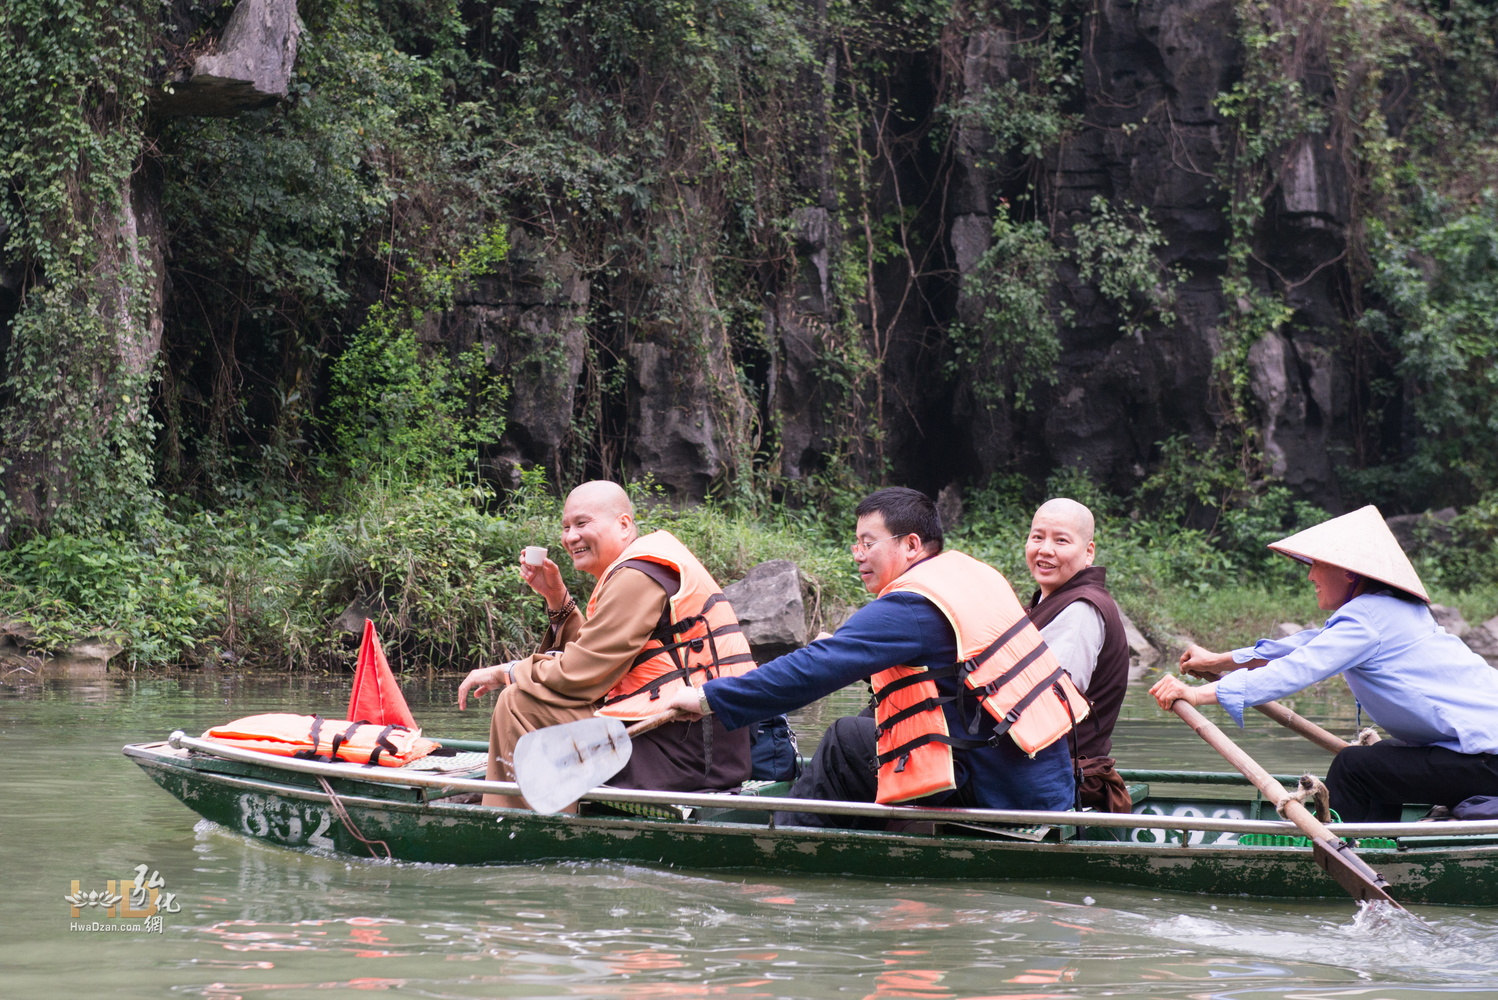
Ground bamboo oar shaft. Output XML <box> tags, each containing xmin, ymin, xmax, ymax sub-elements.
<box><xmin>1174</xmin><ymin>702</ymin><xmax>1319</xmax><ymax>826</ymax></box>
<box><xmin>625</xmin><ymin>709</ymin><xmax>683</xmax><ymax>738</ymax></box>
<box><xmin>1193</xmin><ymin>665</ymin><xmax>1350</xmax><ymax>753</ymax></box>
<box><xmin>1252</xmin><ymin>701</ymin><xmax>1350</xmax><ymax>754</ymax></box>
<box><xmin>1170</xmin><ymin>700</ymin><xmax>1400</xmax><ymax>906</ymax></box>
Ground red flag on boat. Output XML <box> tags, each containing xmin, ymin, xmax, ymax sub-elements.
<box><xmin>348</xmin><ymin>619</ymin><xmax>417</xmax><ymax>729</ymax></box>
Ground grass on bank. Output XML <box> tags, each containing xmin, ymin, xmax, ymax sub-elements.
<box><xmin>4</xmin><ymin>471</ymin><xmax>1498</xmax><ymax>669</ymax></box>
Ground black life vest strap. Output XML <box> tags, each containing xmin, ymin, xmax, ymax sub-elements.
<box><xmin>965</xmin><ymin>644</ymin><xmax>1048</xmax><ymax>735</ymax></box>
<box><xmin>600</xmin><ymin>650</ymin><xmax>758</xmax><ymax>706</ymax></box>
<box><xmin>986</xmin><ymin>665</ymin><xmax>1067</xmax><ymax>739</ymax></box>
<box><xmin>871</xmin><ymin>663</ymin><xmax>960</xmax><ymax>705</ymax></box>
<box><xmin>873</xmin><ymin>694</ymin><xmax>956</xmax><ymax>736</ymax></box>
<box><xmin>978</xmin><ymin>643</ymin><xmax>1049</xmax><ymax>699</ymax></box>
<box><xmin>875</xmin><ymin>731</ymin><xmax>991</xmax><ymax>769</ymax></box>
<box><xmin>1058</xmin><ymin>679</ymin><xmax>1083</xmax><ymax>811</ymax></box>
<box><xmin>307</xmin><ymin>714</ymin><xmax>325</xmax><ymax>753</ymax></box>
<box><xmin>365</xmin><ymin>724</ymin><xmax>400</xmax><ymax>767</ymax></box>
<box><xmin>330</xmin><ymin>720</ymin><xmax>367</xmax><ymax>761</ymax></box>
<box><xmin>654</xmin><ymin>612</ymin><xmax>705</xmax><ymax>640</ymax></box>
<box><xmin>960</xmin><ymin>617</ymin><xmax>1033</xmax><ymax>677</ymax></box>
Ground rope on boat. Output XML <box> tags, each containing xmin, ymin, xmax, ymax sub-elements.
<box><xmin>1280</xmin><ymin>774</ymin><xmax>1332</xmax><ymax>823</ymax></box>
<box><xmin>316</xmin><ymin>776</ymin><xmax>392</xmax><ymax>859</ymax></box>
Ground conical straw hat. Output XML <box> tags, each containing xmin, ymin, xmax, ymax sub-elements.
<box><xmin>1267</xmin><ymin>505</ymin><xmax>1429</xmax><ymax>603</ymax></box>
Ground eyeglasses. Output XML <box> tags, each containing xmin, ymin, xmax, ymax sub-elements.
<box><xmin>850</xmin><ymin>535</ymin><xmax>904</xmax><ymax>557</ymax></box>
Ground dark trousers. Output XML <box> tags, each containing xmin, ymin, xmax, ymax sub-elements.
<box><xmin>774</xmin><ymin>715</ymin><xmax>904</xmax><ymax>829</ymax></box>
<box><xmin>1327</xmin><ymin>740</ymin><xmax>1498</xmax><ymax>822</ymax></box>
<box><xmin>771</xmin><ymin>712</ymin><xmax>1075</xmax><ymax>827</ymax></box>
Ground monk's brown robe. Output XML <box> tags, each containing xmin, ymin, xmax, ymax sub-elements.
<box><xmin>486</xmin><ymin>566</ymin><xmax>750</xmax><ymax>793</ymax></box>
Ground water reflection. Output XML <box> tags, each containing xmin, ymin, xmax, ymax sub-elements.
<box><xmin>5</xmin><ymin>671</ymin><xmax>1498</xmax><ymax>999</ymax></box>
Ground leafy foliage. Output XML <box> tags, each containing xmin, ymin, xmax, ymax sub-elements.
<box><xmin>13</xmin><ymin>0</ymin><xmax>1498</xmax><ymax>669</ymax></box>
<box><xmin>1072</xmin><ymin>197</ymin><xmax>1184</xmax><ymax>336</ymax></box>
<box><xmin>948</xmin><ymin>205</ymin><xmax>1068</xmax><ymax>410</ymax></box>
<box><xmin>324</xmin><ymin>303</ymin><xmax>507</xmax><ymax>483</ymax></box>
<box><xmin>1361</xmin><ymin>195</ymin><xmax>1498</xmax><ymax>493</ymax></box>
<box><xmin>0</xmin><ymin>0</ymin><xmax>161</xmax><ymax>537</ymax></box>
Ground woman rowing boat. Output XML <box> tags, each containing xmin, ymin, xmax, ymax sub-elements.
<box><xmin>1149</xmin><ymin>505</ymin><xmax>1498</xmax><ymax>823</ymax></box>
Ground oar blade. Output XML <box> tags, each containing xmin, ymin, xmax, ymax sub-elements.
<box><xmin>513</xmin><ymin>716</ymin><xmax>631</xmax><ymax>814</ymax></box>
<box><xmin>1312</xmin><ymin>837</ymin><xmax>1400</xmax><ymax>905</ymax></box>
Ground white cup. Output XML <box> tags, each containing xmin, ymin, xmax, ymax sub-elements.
<box><xmin>522</xmin><ymin>546</ymin><xmax>547</xmax><ymax>567</ymax></box>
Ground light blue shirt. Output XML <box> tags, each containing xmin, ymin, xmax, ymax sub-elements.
<box><xmin>1216</xmin><ymin>593</ymin><xmax>1498</xmax><ymax>754</ymax></box>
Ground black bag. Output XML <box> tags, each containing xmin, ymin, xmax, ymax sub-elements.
<box><xmin>749</xmin><ymin>715</ymin><xmax>801</xmax><ymax>782</ymax></box>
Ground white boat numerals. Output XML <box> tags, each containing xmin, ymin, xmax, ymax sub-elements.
<box><xmin>1130</xmin><ymin>803</ymin><xmax>1247</xmax><ymax>845</ymax></box>
<box><xmin>236</xmin><ymin>794</ymin><xmax>336</xmax><ymax>850</ymax></box>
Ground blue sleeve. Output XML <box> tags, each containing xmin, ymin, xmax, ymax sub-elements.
<box><xmin>1230</xmin><ymin>625</ymin><xmax>1324</xmax><ymax>664</ymax></box>
<box><xmin>703</xmin><ymin>593</ymin><xmax>955</xmax><ymax>731</ymax></box>
<box><xmin>1215</xmin><ymin>610</ymin><xmax>1380</xmax><ymax>727</ymax></box>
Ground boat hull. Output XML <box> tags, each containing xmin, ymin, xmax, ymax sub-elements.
<box><xmin>124</xmin><ymin>740</ymin><xmax>1498</xmax><ymax>905</ymax></box>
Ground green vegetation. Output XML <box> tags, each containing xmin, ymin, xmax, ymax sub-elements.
<box><xmin>9</xmin><ymin>458</ymin><xmax>1498</xmax><ymax>669</ymax></box>
<box><xmin>7</xmin><ymin>0</ymin><xmax>1498</xmax><ymax>668</ymax></box>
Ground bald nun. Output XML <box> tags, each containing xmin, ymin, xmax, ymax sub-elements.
<box><xmin>1023</xmin><ymin>498</ymin><xmax>1133</xmax><ymax>811</ymax></box>
<box><xmin>458</xmin><ymin>481</ymin><xmax>752</xmax><ymax>808</ymax></box>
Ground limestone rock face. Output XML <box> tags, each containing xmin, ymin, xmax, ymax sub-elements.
<box><xmin>764</xmin><ymin>207</ymin><xmax>841</xmax><ymax>482</ymax></box>
<box><xmin>441</xmin><ymin>236</ymin><xmax>590</xmax><ymax>488</ymax></box>
<box><xmin>722</xmin><ymin>560</ymin><xmax>807</xmax><ymax>661</ymax></box>
<box><xmin>1385</xmin><ymin>508</ymin><xmax>1460</xmax><ymax>552</ymax></box>
<box><xmin>918</xmin><ymin>0</ymin><xmax>1359</xmax><ymax>506</ymax></box>
<box><xmin>1463</xmin><ymin>616</ymin><xmax>1498</xmax><ymax>667</ymax></box>
<box><xmin>0</xmin><ymin>621</ymin><xmax>120</xmax><ymax>676</ymax></box>
<box><xmin>625</xmin><ymin>338</ymin><xmax>733</xmax><ymax>499</ymax></box>
<box><xmin>1118</xmin><ymin>611</ymin><xmax>1161</xmax><ymax>681</ymax></box>
<box><xmin>1017</xmin><ymin>0</ymin><xmax>1240</xmax><ymax>490</ymax></box>
<box><xmin>1428</xmin><ymin>604</ymin><xmax>1470</xmax><ymax>639</ymax></box>
<box><xmin>153</xmin><ymin>0</ymin><xmax>301</xmax><ymax>116</ymax></box>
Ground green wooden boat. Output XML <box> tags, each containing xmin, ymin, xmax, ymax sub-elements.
<box><xmin>123</xmin><ymin>732</ymin><xmax>1498</xmax><ymax>906</ymax></box>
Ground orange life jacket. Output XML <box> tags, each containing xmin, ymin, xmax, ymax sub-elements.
<box><xmin>593</xmin><ymin>530</ymin><xmax>757</xmax><ymax>720</ymax></box>
<box><xmin>870</xmin><ymin>550</ymin><xmax>1090</xmax><ymax>804</ymax></box>
<box><xmin>201</xmin><ymin>713</ymin><xmax>440</xmax><ymax>768</ymax></box>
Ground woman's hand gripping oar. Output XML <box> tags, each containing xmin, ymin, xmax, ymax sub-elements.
<box><xmin>1151</xmin><ymin>676</ymin><xmax>1399</xmax><ymax>906</ymax></box>
<box><xmin>1179</xmin><ymin>644</ymin><xmax>1350</xmax><ymax>755</ymax></box>
<box><xmin>511</xmin><ymin>709</ymin><xmax>684</xmax><ymax>814</ymax></box>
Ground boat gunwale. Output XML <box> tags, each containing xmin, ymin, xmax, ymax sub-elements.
<box><xmin>128</xmin><ymin>746</ymin><xmax>1498</xmax><ymax>867</ymax></box>
<box><xmin>132</xmin><ymin>735</ymin><xmax>1498</xmax><ymax>842</ymax></box>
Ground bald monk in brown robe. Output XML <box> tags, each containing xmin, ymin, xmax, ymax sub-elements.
<box><xmin>457</xmin><ymin>481</ymin><xmax>751</xmax><ymax>808</ymax></box>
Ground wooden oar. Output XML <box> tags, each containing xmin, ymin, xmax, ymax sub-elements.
<box><xmin>1190</xmin><ymin>667</ymin><xmax>1350</xmax><ymax>754</ymax></box>
<box><xmin>1252</xmin><ymin>701</ymin><xmax>1350</xmax><ymax>754</ymax></box>
<box><xmin>1168</xmin><ymin>699</ymin><xmax>1400</xmax><ymax>906</ymax></box>
<box><xmin>511</xmin><ymin>709</ymin><xmax>683</xmax><ymax>814</ymax></box>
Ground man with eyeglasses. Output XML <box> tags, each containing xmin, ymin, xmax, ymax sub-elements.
<box><xmin>666</xmin><ymin>486</ymin><xmax>1076</xmax><ymax>826</ymax></box>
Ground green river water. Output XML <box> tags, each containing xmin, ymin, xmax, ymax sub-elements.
<box><xmin>5</xmin><ymin>669</ymin><xmax>1498</xmax><ymax>999</ymax></box>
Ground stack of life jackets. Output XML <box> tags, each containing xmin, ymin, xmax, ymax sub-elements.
<box><xmin>202</xmin><ymin>713</ymin><xmax>439</xmax><ymax>768</ymax></box>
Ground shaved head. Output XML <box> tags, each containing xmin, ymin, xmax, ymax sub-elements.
<box><xmin>1033</xmin><ymin>497</ymin><xmax>1094</xmax><ymax>543</ymax></box>
<box><xmin>565</xmin><ymin>480</ymin><xmax>634</xmax><ymax>520</ymax></box>
<box><xmin>560</xmin><ymin>481</ymin><xmax>637</xmax><ymax>577</ymax></box>
<box><xmin>1026</xmin><ymin>498</ymin><xmax>1097</xmax><ymax>598</ymax></box>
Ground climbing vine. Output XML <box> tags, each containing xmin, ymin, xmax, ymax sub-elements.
<box><xmin>0</xmin><ymin>0</ymin><xmax>162</xmax><ymax>539</ymax></box>
<box><xmin>1211</xmin><ymin>0</ymin><xmax>1498</xmax><ymax>505</ymax></box>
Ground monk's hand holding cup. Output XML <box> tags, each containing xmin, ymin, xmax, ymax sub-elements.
<box><xmin>518</xmin><ymin>548</ymin><xmax>568</xmax><ymax>608</ymax></box>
